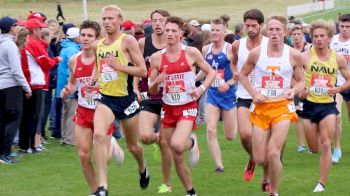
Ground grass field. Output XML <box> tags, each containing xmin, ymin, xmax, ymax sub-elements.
<box><xmin>1</xmin><ymin>0</ymin><xmax>350</xmax><ymax>195</ymax></box>
<box><xmin>1</xmin><ymin>0</ymin><xmax>309</xmax><ymax>28</ymax></box>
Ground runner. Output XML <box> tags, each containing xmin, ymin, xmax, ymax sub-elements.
<box><xmin>87</xmin><ymin>5</ymin><xmax>148</xmax><ymax>195</ymax></box>
<box><xmin>290</xmin><ymin>24</ymin><xmax>311</xmax><ymax>152</ymax></box>
<box><xmin>240</xmin><ymin>16</ymin><xmax>304</xmax><ymax>196</ymax></box>
<box><xmin>196</xmin><ymin>18</ymin><xmax>237</xmax><ymax>173</ymax></box>
<box><xmin>330</xmin><ymin>13</ymin><xmax>350</xmax><ymax>164</ymax></box>
<box><xmin>133</xmin><ymin>9</ymin><xmax>173</xmax><ymax>193</ymax></box>
<box><xmin>149</xmin><ymin>16</ymin><xmax>215</xmax><ymax>196</ymax></box>
<box><xmin>60</xmin><ymin>20</ymin><xmax>124</xmax><ymax>194</ymax></box>
<box><xmin>298</xmin><ymin>19</ymin><xmax>350</xmax><ymax>192</ymax></box>
<box><xmin>231</xmin><ymin>9</ymin><xmax>270</xmax><ymax>190</ymax></box>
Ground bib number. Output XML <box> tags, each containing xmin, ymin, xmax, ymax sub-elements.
<box><xmin>100</xmin><ymin>59</ymin><xmax>118</xmax><ymax>82</ymax></box>
<box><xmin>124</xmin><ymin>101</ymin><xmax>140</xmax><ymax>116</ymax></box>
<box><xmin>183</xmin><ymin>108</ymin><xmax>197</xmax><ymax>117</ymax></box>
<box><xmin>310</xmin><ymin>74</ymin><xmax>331</xmax><ymax>96</ymax></box>
<box><xmin>211</xmin><ymin>69</ymin><xmax>225</xmax><ymax>88</ymax></box>
<box><xmin>287</xmin><ymin>102</ymin><xmax>296</xmax><ymax>113</ymax></box>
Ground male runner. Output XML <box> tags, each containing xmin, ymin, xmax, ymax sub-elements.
<box><xmin>61</xmin><ymin>20</ymin><xmax>124</xmax><ymax>194</ymax></box>
<box><xmin>330</xmin><ymin>13</ymin><xmax>350</xmax><ymax>163</ymax></box>
<box><xmin>240</xmin><ymin>16</ymin><xmax>304</xmax><ymax>196</ymax></box>
<box><xmin>149</xmin><ymin>16</ymin><xmax>215</xmax><ymax>196</ymax></box>
<box><xmin>87</xmin><ymin>5</ymin><xmax>148</xmax><ymax>195</ymax></box>
<box><xmin>298</xmin><ymin>19</ymin><xmax>350</xmax><ymax>192</ymax></box>
<box><xmin>231</xmin><ymin>9</ymin><xmax>269</xmax><ymax>189</ymax></box>
<box><xmin>197</xmin><ymin>18</ymin><xmax>237</xmax><ymax>173</ymax></box>
<box><xmin>133</xmin><ymin>9</ymin><xmax>173</xmax><ymax>193</ymax></box>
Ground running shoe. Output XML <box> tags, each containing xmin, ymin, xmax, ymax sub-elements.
<box><xmin>214</xmin><ymin>166</ymin><xmax>224</xmax><ymax>174</ymax></box>
<box><xmin>111</xmin><ymin>136</ymin><xmax>124</xmax><ymax>165</ymax></box>
<box><xmin>157</xmin><ymin>184</ymin><xmax>172</xmax><ymax>193</ymax></box>
<box><xmin>243</xmin><ymin>159</ymin><xmax>255</xmax><ymax>181</ymax></box>
<box><xmin>332</xmin><ymin>148</ymin><xmax>341</xmax><ymax>164</ymax></box>
<box><xmin>139</xmin><ymin>166</ymin><xmax>150</xmax><ymax>189</ymax></box>
<box><xmin>297</xmin><ymin>145</ymin><xmax>306</xmax><ymax>152</ymax></box>
<box><xmin>262</xmin><ymin>181</ymin><xmax>271</xmax><ymax>193</ymax></box>
<box><xmin>189</xmin><ymin>134</ymin><xmax>200</xmax><ymax>167</ymax></box>
<box><xmin>90</xmin><ymin>186</ymin><xmax>108</xmax><ymax>196</ymax></box>
<box><xmin>313</xmin><ymin>182</ymin><xmax>325</xmax><ymax>192</ymax></box>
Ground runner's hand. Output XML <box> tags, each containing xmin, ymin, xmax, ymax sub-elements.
<box><xmin>284</xmin><ymin>89</ymin><xmax>294</xmax><ymax>100</ymax></box>
<box><xmin>61</xmin><ymin>86</ymin><xmax>70</xmax><ymax>99</ymax></box>
<box><xmin>233</xmin><ymin>72</ymin><xmax>239</xmax><ymax>81</ymax></box>
<box><xmin>329</xmin><ymin>86</ymin><xmax>339</xmax><ymax>97</ymax></box>
<box><xmin>298</xmin><ymin>88</ymin><xmax>307</xmax><ymax>99</ymax></box>
<box><xmin>105</xmin><ymin>54</ymin><xmax>120</xmax><ymax>71</ymax></box>
<box><xmin>154</xmin><ymin>72</ymin><xmax>166</xmax><ymax>85</ymax></box>
<box><xmin>252</xmin><ymin>90</ymin><xmax>266</xmax><ymax>104</ymax></box>
<box><xmin>188</xmin><ymin>87</ymin><xmax>203</xmax><ymax>101</ymax></box>
<box><xmin>218</xmin><ymin>83</ymin><xmax>229</xmax><ymax>93</ymax></box>
<box><xmin>85</xmin><ymin>79</ymin><xmax>96</xmax><ymax>93</ymax></box>
<box><xmin>134</xmin><ymin>89</ymin><xmax>142</xmax><ymax>102</ymax></box>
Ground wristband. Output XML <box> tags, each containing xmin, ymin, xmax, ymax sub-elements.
<box><xmin>199</xmin><ymin>84</ymin><xmax>206</xmax><ymax>92</ymax></box>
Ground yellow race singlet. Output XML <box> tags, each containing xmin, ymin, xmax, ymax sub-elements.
<box><xmin>305</xmin><ymin>47</ymin><xmax>338</xmax><ymax>103</ymax></box>
<box><xmin>96</xmin><ymin>33</ymin><xmax>132</xmax><ymax>97</ymax></box>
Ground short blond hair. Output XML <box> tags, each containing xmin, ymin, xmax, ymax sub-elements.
<box><xmin>102</xmin><ymin>5</ymin><xmax>123</xmax><ymax>18</ymax></box>
<box><xmin>268</xmin><ymin>16</ymin><xmax>288</xmax><ymax>31</ymax></box>
<box><xmin>309</xmin><ymin>19</ymin><xmax>335</xmax><ymax>39</ymax></box>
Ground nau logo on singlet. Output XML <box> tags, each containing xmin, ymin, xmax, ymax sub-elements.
<box><xmin>98</xmin><ymin>50</ymin><xmax>119</xmax><ymax>59</ymax></box>
<box><xmin>310</xmin><ymin>63</ymin><xmax>336</xmax><ymax>74</ymax></box>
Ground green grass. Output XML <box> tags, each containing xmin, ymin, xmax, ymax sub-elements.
<box><xmin>1</xmin><ymin>109</ymin><xmax>350</xmax><ymax>195</ymax></box>
<box><xmin>1</xmin><ymin>0</ymin><xmax>350</xmax><ymax>195</ymax></box>
<box><xmin>0</xmin><ymin>0</ymin><xmax>308</xmax><ymax>29</ymax></box>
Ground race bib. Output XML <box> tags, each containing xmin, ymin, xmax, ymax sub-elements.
<box><xmin>141</xmin><ymin>92</ymin><xmax>149</xmax><ymax>101</ymax></box>
<box><xmin>182</xmin><ymin>108</ymin><xmax>197</xmax><ymax>117</ymax></box>
<box><xmin>248</xmin><ymin>74</ymin><xmax>255</xmax><ymax>84</ymax></box>
<box><xmin>124</xmin><ymin>100</ymin><xmax>140</xmax><ymax>116</ymax></box>
<box><xmin>310</xmin><ymin>74</ymin><xmax>331</xmax><ymax>96</ymax></box>
<box><xmin>100</xmin><ymin>59</ymin><xmax>118</xmax><ymax>83</ymax></box>
<box><xmin>249</xmin><ymin>102</ymin><xmax>255</xmax><ymax>112</ymax></box>
<box><xmin>211</xmin><ymin>69</ymin><xmax>225</xmax><ymax>88</ymax></box>
<box><xmin>81</xmin><ymin>86</ymin><xmax>100</xmax><ymax>107</ymax></box>
<box><xmin>261</xmin><ymin>75</ymin><xmax>284</xmax><ymax>98</ymax></box>
<box><xmin>165</xmin><ymin>80</ymin><xmax>187</xmax><ymax>103</ymax></box>
<box><xmin>287</xmin><ymin>102</ymin><xmax>296</xmax><ymax>113</ymax></box>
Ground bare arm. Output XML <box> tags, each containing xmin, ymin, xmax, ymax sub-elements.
<box><xmin>187</xmin><ymin>47</ymin><xmax>215</xmax><ymax>100</ymax></box>
<box><xmin>330</xmin><ymin>54</ymin><xmax>350</xmax><ymax>96</ymax></box>
<box><xmin>230</xmin><ymin>40</ymin><xmax>240</xmax><ymax>82</ymax></box>
<box><xmin>195</xmin><ymin>45</ymin><xmax>209</xmax><ymax>82</ymax></box>
<box><xmin>106</xmin><ymin>35</ymin><xmax>147</xmax><ymax>77</ymax></box>
<box><xmin>149</xmin><ymin>52</ymin><xmax>163</xmax><ymax>95</ymax></box>
<box><xmin>133</xmin><ymin>38</ymin><xmax>146</xmax><ymax>101</ymax></box>
<box><xmin>288</xmin><ymin>49</ymin><xmax>305</xmax><ymax>98</ymax></box>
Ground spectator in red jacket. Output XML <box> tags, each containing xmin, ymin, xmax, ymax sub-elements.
<box><xmin>19</xmin><ymin>19</ymin><xmax>61</xmax><ymax>153</ymax></box>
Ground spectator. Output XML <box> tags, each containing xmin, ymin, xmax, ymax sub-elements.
<box><xmin>19</xmin><ymin>19</ymin><xmax>60</xmax><ymax>153</ymax></box>
<box><xmin>225</xmin><ymin>23</ymin><xmax>244</xmax><ymax>43</ymax></box>
<box><xmin>0</xmin><ymin>16</ymin><xmax>31</xmax><ymax>164</ymax></box>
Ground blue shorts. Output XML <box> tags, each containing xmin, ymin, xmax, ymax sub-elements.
<box><xmin>98</xmin><ymin>93</ymin><xmax>140</xmax><ymax>120</ymax></box>
<box><xmin>206</xmin><ymin>90</ymin><xmax>236</xmax><ymax>110</ymax></box>
<box><xmin>298</xmin><ymin>99</ymin><xmax>339</xmax><ymax>123</ymax></box>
